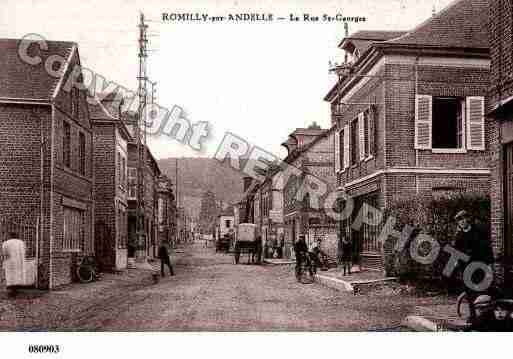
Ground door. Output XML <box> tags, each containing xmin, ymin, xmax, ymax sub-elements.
<box><xmin>503</xmin><ymin>142</ymin><xmax>513</xmax><ymax>290</ymax></box>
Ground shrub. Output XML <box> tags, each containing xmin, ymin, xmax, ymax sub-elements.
<box><xmin>382</xmin><ymin>193</ymin><xmax>490</xmax><ymax>287</ymax></box>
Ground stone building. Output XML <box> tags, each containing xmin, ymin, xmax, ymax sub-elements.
<box><xmin>0</xmin><ymin>39</ymin><xmax>94</xmax><ymax>289</ymax></box>
<box><xmin>325</xmin><ymin>0</ymin><xmax>492</xmax><ymax>271</ymax></box>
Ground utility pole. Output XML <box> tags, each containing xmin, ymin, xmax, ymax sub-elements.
<box><xmin>136</xmin><ymin>12</ymin><xmax>149</xmax><ymax>262</ymax></box>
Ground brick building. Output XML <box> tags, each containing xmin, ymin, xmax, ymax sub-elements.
<box><xmin>325</xmin><ymin>0</ymin><xmax>492</xmax><ymax>271</ymax></box>
<box><xmin>157</xmin><ymin>175</ymin><xmax>176</xmax><ymax>246</ymax></box>
<box><xmin>125</xmin><ymin>113</ymin><xmax>161</xmax><ymax>261</ymax></box>
<box><xmin>488</xmin><ymin>0</ymin><xmax>513</xmax><ymax>288</ymax></box>
<box><xmin>0</xmin><ymin>39</ymin><xmax>94</xmax><ymax>289</ymax></box>
<box><xmin>89</xmin><ymin>93</ymin><xmax>132</xmax><ymax>272</ymax></box>
<box><xmin>281</xmin><ymin>127</ymin><xmax>337</xmax><ymax>259</ymax></box>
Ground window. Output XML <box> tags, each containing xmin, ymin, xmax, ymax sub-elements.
<box><xmin>63</xmin><ymin>206</ymin><xmax>84</xmax><ymax>251</ymax></box>
<box><xmin>128</xmin><ymin>167</ymin><xmax>137</xmax><ymax>198</ymax></box>
<box><xmin>415</xmin><ymin>95</ymin><xmax>485</xmax><ymax>151</ymax></box>
<box><xmin>79</xmin><ymin>132</ymin><xmax>86</xmax><ymax>176</ymax></box>
<box><xmin>350</xmin><ymin>119</ymin><xmax>358</xmax><ymax>165</ymax></box>
<box><xmin>363</xmin><ymin>111</ymin><xmax>370</xmax><ymax>157</ymax></box>
<box><xmin>432</xmin><ymin>97</ymin><xmax>464</xmax><ymax>149</ymax></box>
<box><xmin>63</xmin><ymin>121</ymin><xmax>71</xmax><ymax>168</ymax></box>
<box><xmin>225</xmin><ymin>220</ymin><xmax>231</xmax><ymax>228</ymax></box>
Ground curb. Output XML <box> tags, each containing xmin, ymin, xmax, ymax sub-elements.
<box><xmin>315</xmin><ymin>274</ymin><xmax>354</xmax><ymax>293</ymax></box>
<box><xmin>402</xmin><ymin>315</ymin><xmax>440</xmax><ymax>332</ymax></box>
<box><xmin>263</xmin><ymin>259</ymin><xmax>296</xmax><ymax>266</ymax></box>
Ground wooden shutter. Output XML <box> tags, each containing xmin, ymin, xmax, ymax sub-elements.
<box><xmin>343</xmin><ymin>124</ymin><xmax>350</xmax><ymax>169</ymax></box>
<box><xmin>369</xmin><ymin>107</ymin><xmax>376</xmax><ymax>156</ymax></box>
<box><xmin>358</xmin><ymin>112</ymin><xmax>365</xmax><ymax>160</ymax></box>
<box><xmin>334</xmin><ymin>130</ymin><xmax>340</xmax><ymax>173</ymax></box>
<box><xmin>414</xmin><ymin>95</ymin><xmax>432</xmax><ymax>149</ymax></box>
<box><xmin>466</xmin><ymin>96</ymin><xmax>485</xmax><ymax>150</ymax></box>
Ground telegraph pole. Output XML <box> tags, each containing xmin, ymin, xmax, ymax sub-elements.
<box><xmin>136</xmin><ymin>12</ymin><xmax>149</xmax><ymax>262</ymax></box>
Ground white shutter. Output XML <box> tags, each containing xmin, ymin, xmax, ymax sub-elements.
<box><xmin>414</xmin><ymin>95</ymin><xmax>432</xmax><ymax>149</ymax></box>
<box><xmin>343</xmin><ymin>124</ymin><xmax>350</xmax><ymax>169</ymax></box>
<box><xmin>358</xmin><ymin>112</ymin><xmax>365</xmax><ymax>160</ymax></box>
<box><xmin>466</xmin><ymin>96</ymin><xmax>485</xmax><ymax>151</ymax></box>
<box><xmin>334</xmin><ymin>130</ymin><xmax>340</xmax><ymax>173</ymax></box>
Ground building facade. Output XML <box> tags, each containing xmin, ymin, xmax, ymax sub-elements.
<box><xmin>90</xmin><ymin>93</ymin><xmax>132</xmax><ymax>272</ymax></box>
<box><xmin>488</xmin><ymin>0</ymin><xmax>513</xmax><ymax>289</ymax></box>
<box><xmin>326</xmin><ymin>0</ymin><xmax>492</xmax><ymax>271</ymax></box>
<box><xmin>0</xmin><ymin>39</ymin><xmax>94</xmax><ymax>289</ymax></box>
<box><xmin>281</xmin><ymin>127</ymin><xmax>338</xmax><ymax>259</ymax></box>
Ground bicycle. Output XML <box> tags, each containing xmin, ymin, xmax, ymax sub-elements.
<box><xmin>76</xmin><ymin>255</ymin><xmax>101</xmax><ymax>283</ymax></box>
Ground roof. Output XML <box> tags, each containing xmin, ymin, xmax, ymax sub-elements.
<box><xmin>88</xmin><ymin>94</ymin><xmax>132</xmax><ymax>141</ymax></box>
<box><xmin>339</xmin><ymin>31</ymin><xmax>406</xmax><ymax>53</ymax></box>
<box><xmin>0</xmin><ymin>38</ymin><xmax>75</xmax><ymax>101</ymax></box>
<box><xmin>381</xmin><ymin>0</ymin><xmax>489</xmax><ymax>49</ymax></box>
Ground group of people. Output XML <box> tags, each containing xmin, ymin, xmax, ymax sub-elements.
<box><xmin>293</xmin><ymin>234</ymin><xmax>353</xmax><ymax>278</ymax></box>
<box><xmin>293</xmin><ymin>208</ymin><xmax>496</xmax><ymax>287</ymax></box>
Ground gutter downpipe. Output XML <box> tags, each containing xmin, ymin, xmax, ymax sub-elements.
<box><xmin>414</xmin><ymin>54</ymin><xmax>420</xmax><ymax>194</ymax></box>
<box><xmin>49</xmin><ymin>104</ymin><xmax>55</xmax><ymax>290</ymax></box>
<box><xmin>38</xmin><ymin>110</ymin><xmax>44</xmax><ymax>289</ymax></box>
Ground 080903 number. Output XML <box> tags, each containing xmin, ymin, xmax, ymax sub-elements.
<box><xmin>28</xmin><ymin>345</ymin><xmax>60</xmax><ymax>354</ymax></box>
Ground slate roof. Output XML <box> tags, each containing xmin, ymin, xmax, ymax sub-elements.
<box><xmin>381</xmin><ymin>0</ymin><xmax>489</xmax><ymax>49</ymax></box>
<box><xmin>0</xmin><ymin>38</ymin><xmax>75</xmax><ymax>100</ymax></box>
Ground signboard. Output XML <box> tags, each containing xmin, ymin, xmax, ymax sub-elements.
<box><xmin>269</xmin><ymin>210</ymin><xmax>283</xmax><ymax>223</ymax></box>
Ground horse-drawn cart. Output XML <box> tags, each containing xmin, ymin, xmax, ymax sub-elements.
<box><xmin>234</xmin><ymin>223</ymin><xmax>261</xmax><ymax>264</ymax></box>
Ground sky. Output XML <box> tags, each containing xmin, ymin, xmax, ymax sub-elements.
<box><xmin>1</xmin><ymin>0</ymin><xmax>454</xmax><ymax>160</ymax></box>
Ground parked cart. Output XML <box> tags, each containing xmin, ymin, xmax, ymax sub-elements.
<box><xmin>234</xmin><ymin>223</ymin><xmax>261</xmax><ymax>264</ymax></box>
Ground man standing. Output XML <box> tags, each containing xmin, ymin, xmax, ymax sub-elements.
<box><xmin>452</xmin><ymin>210</ymin><xmax>493</xmax><ymax>291</ymax></box>
<box><xmin>158</xmin><ymin>240</ymin><xmax>174</xmax><ymax>277</ymax></box>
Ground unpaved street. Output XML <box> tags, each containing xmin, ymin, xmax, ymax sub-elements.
<box><xmin>1</xmin><ymin>242</ymin><xmax>431</xmax><ymax>331</ymax></box>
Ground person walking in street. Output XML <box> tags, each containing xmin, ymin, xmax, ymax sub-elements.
<box><xmin>294</xmin><ymin>235</ymin><xmax>313</xmax><ymax>278</ymax></box>
<box><xmin>340</xmin><ymin>234</ymin><xmax>352</xmax><ymax>276</ymax></box>
<box><xmin>158</xmin><ymin>240</ymin><xmax>174</xmax><ymax>277</ymax></box>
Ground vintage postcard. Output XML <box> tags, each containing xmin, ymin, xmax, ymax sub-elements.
<box><xmin>0</xmin><ymin>0</ymin><xmax>509</xmax><ymax>357</ymax></box>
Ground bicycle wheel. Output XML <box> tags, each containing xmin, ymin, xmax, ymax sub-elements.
<box><xmin>77</xmin><ymin>264</ymin><xmax>94</xmax><ymax>283</ymax></box>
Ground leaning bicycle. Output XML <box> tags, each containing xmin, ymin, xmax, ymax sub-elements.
<box><xmin>76</xmin><ymin>255</ymin><xmax>101</xmax><ymax>283</ymax></box>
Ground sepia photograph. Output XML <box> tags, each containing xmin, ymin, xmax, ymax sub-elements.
<box><xmin>0</xmin><ymin>0</ymin><xmax>511</xmax><ymax>356</ymax></box>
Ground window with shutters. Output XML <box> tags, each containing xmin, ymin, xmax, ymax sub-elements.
<box><xmin>350</xmin><ymin>119</ymin><xmax>358</xmax><ymax>165</ymax></box>
<box><xmin>415</xmin><ymin>95</ymin><xmax>485</xmax><ymax>152</ymax></box>
<box><xmin>432</xmin><ymin>97</ymin><xmax>464</xmax><ymax>149</ymax></box>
